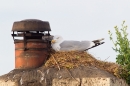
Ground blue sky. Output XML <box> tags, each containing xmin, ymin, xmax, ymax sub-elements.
<box><xmin>0</xmin><ymin>0</ymin><xmax>130</xmax><ymax>75</ymax></box>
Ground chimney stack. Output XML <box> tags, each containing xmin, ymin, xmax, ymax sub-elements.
<box><xmin>11</xmin><ymin>19</ymin><xmax>51</xmax><ymax>69</ymax></box>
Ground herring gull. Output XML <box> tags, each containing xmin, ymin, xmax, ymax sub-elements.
<box><xmin>51</xmin><ymin>35</ymin><xmax>104</xmax><ymax>51</ymax></box>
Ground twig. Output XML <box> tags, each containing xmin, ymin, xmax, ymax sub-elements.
<box><xmin>65</xmin><ymin>68</ymin><xmax>80</xmax><ymax>83</ymax></box>
<box><xmin>65</xmin><ymin>53</ymin><xmax>73</xmax><ymax>62</ymax></box>
<box><xmin>51</xmin><ymin>54</ymin><xmax>60</xmax><ymax>70</ymax></box>
<box><xmin>104</xmin><ymin>56</ymin><xmax>110</xmax><ymax>62</ymax></box>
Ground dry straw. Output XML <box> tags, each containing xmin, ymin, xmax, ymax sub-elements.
<box><xmin>44</xmin><ymin>50</ymin><xmax>120</xmax><ymax>78</ymax></box>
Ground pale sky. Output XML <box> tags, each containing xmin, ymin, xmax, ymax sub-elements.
<box><xmin>0</xmin><ymin>0</ymin><xmax>130</xmax><ymax>75</ymax></box>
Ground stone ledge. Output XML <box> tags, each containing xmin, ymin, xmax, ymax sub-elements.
<box><xmin>0</xmin><ymin>80</ymin><xmax>17</xmax><ymax>86</ymax></box>
<box><xmin>0</xmin><ymin>77</ymin><xmax>128</xmax><ymax>86</ymax></box>
<box><xmin>52</xmin><ymin>78</ymin><xmax>128</xmax><ymax>86</ymax></box>
<box><xmin>52</xmin><ymin>78</ymin><xmax>80</xmax><ymax>86</ymax></box>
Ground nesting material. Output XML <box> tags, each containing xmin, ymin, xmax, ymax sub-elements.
<box><xmin>45</xmin><ymin>51</ymin><xmax>120</xmax><ymax>77</ymax></box>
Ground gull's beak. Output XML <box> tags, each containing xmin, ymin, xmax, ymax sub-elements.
<box><xmin>51</xmin><ymin>40</ymin><xmax>56</xmax><ymax>44</ymax></box>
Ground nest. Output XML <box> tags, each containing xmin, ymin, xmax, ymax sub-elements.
<box><xmin>44</xmin><ymin>50</ymin><xmax>120</xmax><ymax>78</ymax></box>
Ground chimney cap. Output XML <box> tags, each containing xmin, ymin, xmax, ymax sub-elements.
<box><xmin>12</xmin><ymin>19</ymin><xmax>51</xmax><ymax>31</ymax></box>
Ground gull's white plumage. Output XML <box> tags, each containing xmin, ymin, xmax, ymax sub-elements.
<box><xmin>51</xmin><ymin>35</ymin><xmax>95</xmax><ymax>51</ymax></box>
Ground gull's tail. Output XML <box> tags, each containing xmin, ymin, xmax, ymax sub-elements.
<box><xmin>92</xmin><ymin>38</ymin><xmax>104</xmax><ymax>43</ymax></box>
<box><xmin>85</xmin><ymin>38</ymin><xmax>105</xmax><ymax>51</ymax></box>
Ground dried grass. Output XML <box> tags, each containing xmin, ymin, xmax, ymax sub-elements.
<box><xmin>44</xmin><ymin>50</ymin><xmax>120</xmax><ymax>78</ymax></box>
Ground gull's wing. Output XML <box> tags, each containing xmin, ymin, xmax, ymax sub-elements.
<box><xmin>59</xmin><ymin>40</ymin><xmax>95</xmax><ymax>51</ymax></box>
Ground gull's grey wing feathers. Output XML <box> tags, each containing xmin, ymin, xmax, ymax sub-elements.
<box><xmin>59</xmin><ymin>40</ymin><xmax>94</xmax><ymax>51</ymax></box>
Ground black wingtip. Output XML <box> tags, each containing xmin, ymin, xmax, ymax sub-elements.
<box><xmin>85</xmin><ymin>42</ymin><xmax>105</xmax><ymax>51</ymax></box>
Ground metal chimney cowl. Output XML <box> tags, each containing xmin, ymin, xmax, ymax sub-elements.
<box><xmin>12</xmin><ymin>19</ymin><xmax>52</xmax><ymax>69</ymax></box>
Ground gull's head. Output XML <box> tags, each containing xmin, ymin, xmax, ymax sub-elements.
<box><xmin>51</xmin><ymin>35</ymin><xmax>64</xmax><ymax>44</ymax></box>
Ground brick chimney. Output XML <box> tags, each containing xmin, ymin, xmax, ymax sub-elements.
<box><xmin>11</xmin><ymin>19</ymin><xmax>52</xmax><ymax>69</ymax></box>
